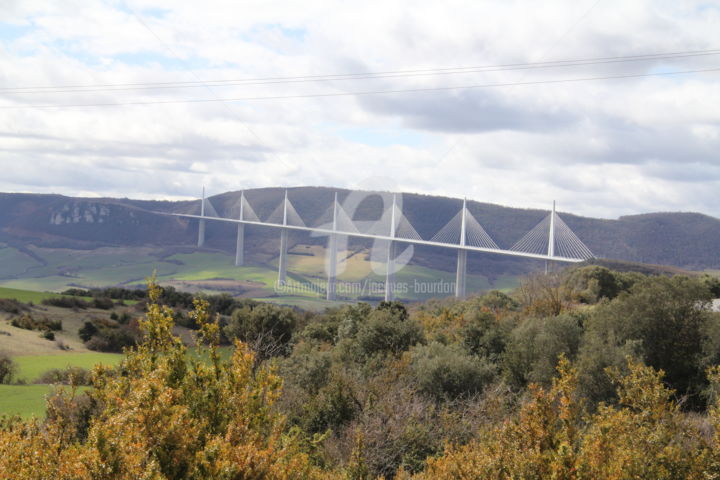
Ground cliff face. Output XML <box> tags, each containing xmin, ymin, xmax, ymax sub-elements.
<box><xmin>1</xmin><ymin>188</ymin><xmax>719</xmax><ymax>272</ymax></box>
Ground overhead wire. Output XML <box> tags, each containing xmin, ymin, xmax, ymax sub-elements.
<box><xmin>1</xmin><ymin>65</ymin><xmax>718</xmax><ymax>110</ymax></box>
<box><xmin>117</xmin><ymin>1</ymin><xmax>295</xmax><ymax>172</ymax></box>
<box><xmin>2</xmin><ymin>48</ymin><xmax>719</xmax><ymax>94</ymax></box>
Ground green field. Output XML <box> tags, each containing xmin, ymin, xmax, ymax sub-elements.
<box><xmin>13</xmin><ymin>353</ymin><xmax>123</xmax><ymax>383</ymax></box>
<box><xmin>0</xmin><ymin>286</ymin><xmax>62</xmax><ymax>303</ymax></box>
<box><xmin>0</xmin><ymin>349</ymin><xmax>235</xmax><ymax>418</ymax></box>
<box><xmin>0</xmin><ymin>244</ymin><xmax>520</xmax><ymax>308</ymax></box>
<box><xmin>0</xmin><ymin>385</ymin><xmax>58</xmax><ymax>419</ymax></box>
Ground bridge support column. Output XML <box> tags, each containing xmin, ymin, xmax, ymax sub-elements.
<box><xmin>384</xmin><ymin>241</ymin><xmax>395</xmax><ymax>302</ymax></box>
<box><xmin>235</xmin><ymin>224</ymin><xmax>244</xmax><ymax>266</ymax></box>
<box><xmin>198</xmin><ymin>186</ymin><xmax>206</xmax><ymax>248</ymax></box>
<box><xmin>327</xmin><ymin>233</ymin><xmax>337</xmax><ymax>301</ymax></box>
<box><xmin>197</xmin><ymin>220</ymin><xmax>205</xmax><ymax>247</ymax></box>
<box><xmin>455</xmin><ymin>249</ymin><xmax>467</xmax><ymax>298</ymax></box>
<box><xmin>278</xmin><ymin>228</ymin><xmax>288</xmax><ymax>285</ymax></box>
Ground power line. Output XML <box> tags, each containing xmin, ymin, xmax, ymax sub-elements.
<box><xmin>2</xmin><ymin>48</ymin><xmax>719</xmax><ymax>94</ymax></box>
<box><xmin>2</xmin><ymin>66</ymin><xmax>718</xmax><ymax>110</ymax></box>
<box><xmin>436</xmin><ymin>0</ymin><xmax>599</xmax><ymax>166</ymax></box>
<box><xmin>119</xmin><ymin>1</ymin><xmax>294</xmax><ymax>172</ymax></box>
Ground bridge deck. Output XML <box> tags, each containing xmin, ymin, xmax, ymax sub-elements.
<box><xmin>162</xmin><ymin>212</ymin><xmax>584</xmax><ymax>263</ymax></box>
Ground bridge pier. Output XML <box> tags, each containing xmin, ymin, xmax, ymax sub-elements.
<box><xmin>327</xmin><ymin>233</ymin><xmax>337</xmax><ymax>301</ymax></box>
<box><xmin>197</xmin><ymin>220</ymin><xmax>205</xmax><ymax>247</ymax></box>
<box><xmin>455</xmin><ymin>249</ymin><xmax>467</xmax><ymax>298</ymax></box>
<box><xmin>235</xmin><ymin>224</ymin><xmax>244</xmax><ymax>266</ymax></box>
<box><xmin>454</xmin><ymin>198</ymin><xmax>468</xmax><ymax>298</ymax></box>
<box><xmin>278</xmin><ymin>228</ymin><xmax>288</xmax><ymax>285</ymax></box>
<box><xmin>384</xmin><ymin>241</ymin><xmax>396</xmax><ymax>302</ymax></box>
<box><xmin>198</xmin><ymin>186</ymin><xmax>206</xmax><ymax>248</ymax></box>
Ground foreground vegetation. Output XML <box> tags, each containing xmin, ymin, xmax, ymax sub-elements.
<box><xmin>2</xmin><ymin>267</ymin><xmax>720</xmax><ymax>478</ymax></box>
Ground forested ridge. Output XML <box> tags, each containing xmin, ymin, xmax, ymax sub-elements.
<box><xmin>3</xmin><ymin>266</ymin><xmax>720</xmax><ymax>478</ymax></box>
<box><xmin>2</xmin><ymin>188</ymin><xmax>720</xmax><ymax>272</ymax></box>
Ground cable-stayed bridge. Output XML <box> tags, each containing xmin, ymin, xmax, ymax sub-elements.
<box><xmin>159</xmin><ymin>190</ymin><xmax>593</xmax><ymax>301</ymax></box>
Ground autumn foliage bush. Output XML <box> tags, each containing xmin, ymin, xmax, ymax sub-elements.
<box><xmin>0</xmin><ymin>277</ymin><xmax>332</xmax><ymax>480</ymax></box>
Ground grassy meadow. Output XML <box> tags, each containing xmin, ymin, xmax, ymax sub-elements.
<box><xmin>12</xmin><ymin>352</ymin><xmax>123</xmax><ymax>383</ymax></box>
<box><xmin>0</xmin><ymin>385</ymin><xmax>59</xmax><ymax>419</ymax></box>
<box><xmin>0</xmin><ymin>244</ymin><xmax>520</xmax><ymax>304</ymax></box>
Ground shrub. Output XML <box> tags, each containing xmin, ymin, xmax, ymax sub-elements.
<box><xmin>41</xmin><ymin>296</ymin><xmax>90</xmax><ymax>309</ymax></box>
<box><xmin>0</xmin><ymin>353</ymin><xmax>16</xmax><ymax>384</ymax></box>
<box><xmin>36</xmin><ymin>367</ymin><xmax>92</xmax><ymax>386</ymax></box>
<box><xmin>41</xmin><ymin>330</ymin><xmax>55</xmax><ymax>341</ymax></box>
<box><xmin>577</xmin><ymin>275</ymin><xmax>714</xmax><ymax>407</ymax></box>
<box><xmin>90</xmin><ymin>297</ymin><xmax>114</xmax><ymax>310</ymax></box>
<box><xmin>11</xmin><ymin>314</ymin><xmax>61</xmax><ymax>332</ymax></box>
<box><xmin>84</xmin><ymin>327</ymin><xmax>136</xmax><ymax>352</ymax></box>
<box><xmin>503</xmin><ymin>313</ymin><xmax>583</xmax><ymax>388</ymax></box>
<box><xmin>461</xmin><ymin>310</ymin><xmax>510</xmax><ymax>362</ymax></box>
<box><xmin>411</xmin><ymin>342</ymin><xmax>496</xmax><ymax>401</ymax></box>
<box><xmin>78</xmin><ymin>321</ymin><xmax>99</xmax><ymax>342</ymax></box>
<box><xmin>301</xmin><ymin>375</ymin><xmax>359</xmax><ymax>434</ymax></box>
<box><xmin>0</xmin><ymin>298</ymin><xmax>23</xmax><ymax>314</ymax></box>
<box><xmin>224</xmin><ymin>303</ymin><xmax>299</xmax><ymax>359</ymax></box>
<box><xmin>354</xmin><ymin>307</ymin><xmax>424</xmax><ymax>359</ymax></box>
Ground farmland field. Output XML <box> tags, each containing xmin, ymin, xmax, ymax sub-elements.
<box><xmin>13</xmin><ymin>352</ymin><xmax>123</xmax><ymax>383</ymax></box>
<box><xmin>0</xmin><ymin>286</ymin><xmax>62</xmax><ymax>303</ymax></box>
<box><xmin>0</xmin><ymin>385</ymin><xmax>57</xmax><ymax>419</ymax></box>
<box><xmin>0</xmin><ymin>244</ymin><xmax>520</xmax><ymax>307</ymax></box>
<box><xmin>0</xmin><ymin>349</ymin><xmax>233</xmax><ymax>418</ymax></box>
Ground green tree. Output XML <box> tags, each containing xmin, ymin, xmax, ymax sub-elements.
<box><xmin>224</xmin><ymin>302</ymin><xmax>299</xmax><ymax>359</ymax></box>
<box><xmin>578</xmin><ymin>275</ymin><xmax>714</xmax><ymax>406</ymax></box>
<box><xmin>503</xmin><ymin>313</ymin><xmax>583</xmax><ymax>388</ymax></box>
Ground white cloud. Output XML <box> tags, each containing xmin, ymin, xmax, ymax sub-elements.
<box><xmin>0</xmin><ymin>0</ymin><xmax>719</xmax><ymax>219</ymax></box>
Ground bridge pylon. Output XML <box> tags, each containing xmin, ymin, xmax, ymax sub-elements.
<box><xmin>455</xmin><ymin>198</ymin><xmax>468</xmax><ymax>298</ymax></box>
<box><xmin>327</xmin><ymin>193</ymin><xmax>339</xmax><ymax>301</ymax></box>
<box><xmin>278</xmin><ymin>190</ymin><xmax>289</xmax><ymax>286</ymax></box>
<box><xmin>198</xmin><ymin>186</ymin><xmax>206</xmax><ymax>247</ymax></box>
<box><xmin>235</xmin><ymin>191</ymin><xmax>245</xmax><ymax>266</ymax></box>
<box><xmin>384</xmin><ymin>194</ymin><xmax>397</xmax><ymax>302</ymax></box>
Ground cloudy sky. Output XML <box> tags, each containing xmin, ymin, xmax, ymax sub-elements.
<box><xmin>1</xmin><ymin>0</ymin><xmax>719</xmax><ymax>219</ymax></box>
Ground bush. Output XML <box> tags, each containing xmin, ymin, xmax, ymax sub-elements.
<box><xmin>411</xmin><ymin>342</ymin><xmax>496</xmax><ymax>401</ymax></box>
<box><xmin>85</xmin><ymin>327</ymin><xmax>136</xmax><ymax>352</ymax></box>
<box><xmin>461</xmin><ymin>310</ymin><xmax>510</xmax><ymax>362</ymax></box>
<box><xmin>563</xmin><ymin>265</ymin><xmax>642</xmax><ymax>304</ymax></box>
<box><xmin>281</xmin><ymin>348</ymin><xmax>333</xmax><ymax>396</ymax></box>
<box><xmin>301</xmin><ymin>374</ymin><xmax>359</xmax><ymax>434</ymax></box>
<box><xmin>0</xmin><ymin>298</ymin><xmax>24</xmax><ymax>314</ymax></box>
<box><xmin>91</xmin><ymin>297</ymin><xmax>114</xmax><ymax>310</ymax></box>
<box><xmin>42</xmin><ymin>296</ymin><xmax>90</xmax><ymax>309</ymax></box>
<box><xmin>45</xmin><ymin>390</ymin><xmax>98</xmax><ymax>442</ymax></box>
<box><xmin>78</xmin><ymin>321</ymin><xmax>99</xmax><ymax>342</ymax></box>
<box><xmin>41</xmin><ymin>330</ymin><xmax>55</xmax><ymax>341</ymax></box>
<box><xmin>353</xmin><ymin>306</ymin><xmax>424</xmax><ymax>359</ymax></box>
<box><xmin>503</xmin><ymin>313</ymin><xmax>583</xmax><ymax>388</ymax></box>
<box><xmin>0</xmin><ymin>352</ymin><xmax>16</xmax><ymax>384</ymax></box>
<box><xmin>36</xmin><ymin>367</ymin><xmax>92</xmax><ymax>386</ymax></box>
<box><xmin>224</xmin><ymin>303</ymin><xmax>299</xmax><ymax>359</ymax></box>
<box><xmin>11</xmin><ymin>314</ymin><xmax>61</xmax><ymax>332</ymax></box>
<box><xmin>577</xmin><ymin>275</ymin><xmax>714</xmax><ymax>407</ymax></box>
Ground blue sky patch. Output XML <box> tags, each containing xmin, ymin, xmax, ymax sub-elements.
<box><xmin>0</xmin><ymin>22</ymin><xmax>34</xmax><ymax>43</ymax></box>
